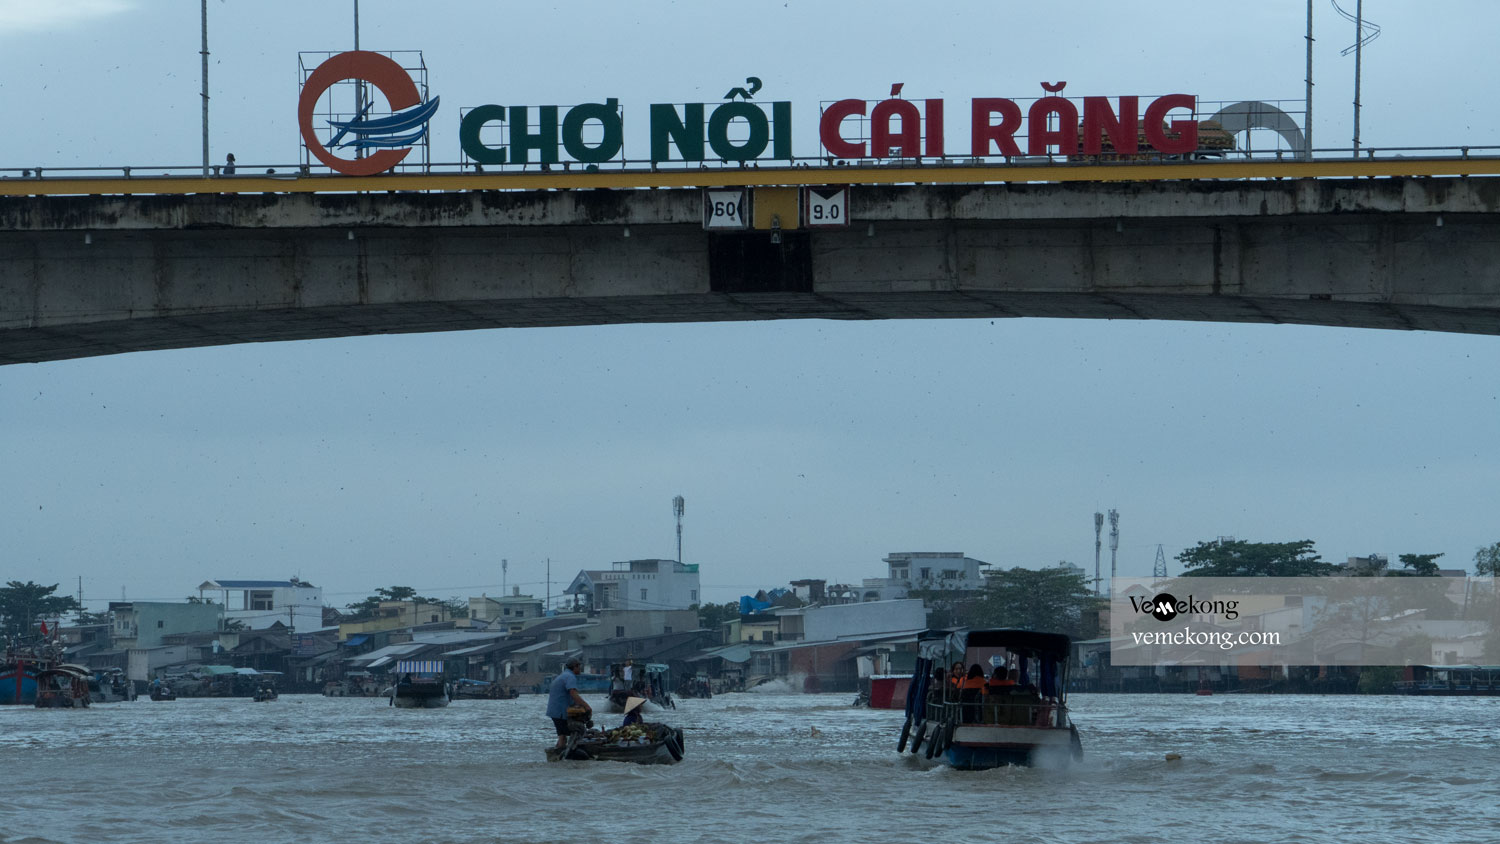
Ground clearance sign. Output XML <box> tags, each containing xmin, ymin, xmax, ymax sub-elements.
<box><xmin>299</xmin><ymin>52</ymin><xmax>1201</xmax><ymax>176</ymax></box>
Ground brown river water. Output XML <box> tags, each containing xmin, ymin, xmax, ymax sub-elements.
<box><xmin>4</xmin><ymin>691</ymin><xmax>1498</xmax><ymax>843</ymax></box>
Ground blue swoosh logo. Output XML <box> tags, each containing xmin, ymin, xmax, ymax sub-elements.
<box><xmin>327</xmin><ymin>96</ymin><xmax>440</xmax><ymax>150</ymax></box>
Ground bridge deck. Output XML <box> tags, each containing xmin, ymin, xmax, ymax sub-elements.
<box><xmin>4</xmin><ymin>158</ymin><xmax>1500</xmax><ymax>197</ymax></box>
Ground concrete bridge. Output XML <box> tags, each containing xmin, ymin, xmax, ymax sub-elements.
<box><xmin>2</xmin><ymin>172</ymin><xmax>1499</xmax><ymax>364</ymax></box>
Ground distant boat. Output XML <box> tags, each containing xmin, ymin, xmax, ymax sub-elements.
<box><xmin>34</xmin><ymin>664</ymin><xmax>92</xmax><ymax>708</ymax></box>
<box><xmin>390</xmin><ymin>660</ymin><xmax>449</xmax><ymax>709</ymax></box>
<box><xmin>606</xmin><ymin>662</ymin><xmax>676</xmax><ymax>712</ymax></box>
<box><xmin>89</xmin><ymin>669</ymin><xmax>137</xmax><ymax>703</ymax></box>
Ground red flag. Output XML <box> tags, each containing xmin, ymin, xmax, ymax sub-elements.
<box><xmin>38</xmin><ymin>621</ymin><xmax>48</xmax><ymax>636</ymax></box>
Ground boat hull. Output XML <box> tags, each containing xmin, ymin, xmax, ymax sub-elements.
<box><xmin>868</xmin><ymin>675</ymin><xmax>911</xmax><ymax>709</ymax></box>
<box><xmin>942</xmin><ymin>725</ymin><xmax>1080</xmax><ymax>769</ymax></box>
<box><xmin>392</xmin><ymin>694</ymin><xmax>449</xmax><ymax>708</ymax></box>
<box><xmin>0</xmin><ymin>664</ymin><xmax>41</xmax><ymax>705</ymax></box>
<box><xmin>546</xmin><ymin>725</ymin><xmax>684</xmax><ymax>765</ymax></box>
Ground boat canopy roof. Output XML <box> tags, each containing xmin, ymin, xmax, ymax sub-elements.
<box><xmin>965</xmin><ymin>629</ymin><xmax>1072</xmax><ymax>658</ymax></box>
<box><xmin>919</xmin><ymin>628</ymin><xmax>1072</xmax><ymax>660</ymax></box>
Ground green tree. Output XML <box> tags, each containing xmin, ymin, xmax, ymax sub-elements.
<box><xmin>0</xmin><ymin>581</ymin><xmax>82</xmax><ymax>638</ymax></box>
<box><xmin>1396</xmin><ymin>553</ymin><xmax>1444</xmax><ymax>577</ymax></box>
<box><xmin>1176</xmin><ymin>539</ymin><xmax>1336</xmax><ymax>577</ymax></box>
<box><xmin>693</xmin><ymin>601</ymin><xmax>741</xmax><ymax>631</ymax></box>
<box><xmin>961</xmin><ymin>566</ymin><xmax>1102</xmax><ymax>641</ymax></box>
<box><xmin>1474</xmin><ymin>542</ymin><xmax>1500</xmax><ymax>576</ymax></box>
<box><xmin>443</xmin><ymin>597</ymin><xmax>469</xmax><ymax>619</ymax></box>
<box><xmin>344</xmin><ymin>586</ymin><xmax>443</xmax><ymax>621</ymax></box>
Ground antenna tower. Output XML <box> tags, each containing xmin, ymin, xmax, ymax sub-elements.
<box><xmin>501</xmin><ymin>558</ymin><xmax>508</xmax><ymax>595</ymax></box>
<box><xmin>1108</xmin><ymin>510</ymin><xmax>1120</xmax><ymax>592</ymax></box>
<box><xmin>673</xmin><ymin>496</ymin><xmax>686</xmax><ymax>563</ymax></box>
<box><xmin>1093</xmin><ymin>512</ymin><xmax>1104</xmax><ymax>595</ymax></box>
<box><xmin>1153</xmin><ymin>544</ymin><xmax>1169</xmax><ymax>579</ymax></box>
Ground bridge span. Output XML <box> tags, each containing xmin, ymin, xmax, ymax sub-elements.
<box><xmin>2</xmin><ymin>170</ymin><xmax>1499</xmax><ymax>364</ymax></box>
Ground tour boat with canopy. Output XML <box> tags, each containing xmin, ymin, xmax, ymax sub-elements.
<box><xmin>390</xmin><ymin>659</ymin><xmax>450</xmax><ymax>708</ymax></box>
<box><xmin>897</xmin><ymin>628</ymin><xmax>1082</xmax><ymax>769</ymax></box>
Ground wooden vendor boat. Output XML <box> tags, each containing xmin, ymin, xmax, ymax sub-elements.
<box><xmin>546</xmin><ymin>719</ymin><xmax>685</xmax><ymax>765</ymax></box>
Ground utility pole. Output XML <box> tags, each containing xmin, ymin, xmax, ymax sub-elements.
<box><xmin>673</xmin><ymin>495</ymin><xmax>686</xmax><ymax>564</ymax></box>
<box><xmin>501</xmin><ymin>558</ymin><xmax>508</xmax><ymax>595</ymax></box>
<box><xmin>1304</xmin><ymin>0</ymin><xmax>1315</xmax><ymax>158</ymax></box>
<box><xmin>1333</xmin><ymin>0</ymin><xmax>1380</xmax><ymax>155</ymax></box>
<box><xmin>1108</xmin><ymin>510</ymin><xmax>1120</xmax><ymax>594</ymax></box>
<box><xmin>1093</xmin><ymin>513</ymin><xmax>1104</xmax><ymax>595</ymax></box>
<box><xmin>1352</xmin><ymin>0</ymin><xmax>1363</xmax><ymax>154</ymax></box>
<box><xmin>545</xmin><ymin>558</ymin><xmax>551</xmax><ymax>614</ymax></box>
<box><xmin>200</xmin><ymin>0</ymin><xmax>209</xmax><ymax>177</ymax></box>
<box><xmin>354</xmin><ymin>0</ymin><xmax>365</xmax><ymax>161</ymax></box>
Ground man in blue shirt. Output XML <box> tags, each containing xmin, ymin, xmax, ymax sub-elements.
<box><xmin>547</xmin><ymin>657</ymin><xmax>592</xmax><ymax>749</ymax></box>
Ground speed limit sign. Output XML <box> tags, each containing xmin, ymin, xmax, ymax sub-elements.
<box><xmin>704</xmin><ymin>189</ymin><xmax>748</xmax><ymax>230</ymax></box>
<box><xmin>804</xmin><ymin>186</ymin><xmax>848</xmax><ymax>228</ymax></box>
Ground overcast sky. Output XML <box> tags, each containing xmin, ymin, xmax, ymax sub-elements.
<box><xmin>2</xmin><ymin>1</ymin><xmax>1498</xmax><ymax>610</ymax></box>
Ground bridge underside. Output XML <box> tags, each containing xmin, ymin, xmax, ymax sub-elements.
<box><xmin>2</xmin><ymin>179</ymin><xmax>1498</xmax><ymax>364</ymax></box>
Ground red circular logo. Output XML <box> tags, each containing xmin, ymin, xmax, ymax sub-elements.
<box><xmin>298</xmin><ymin>51</ymin><xmax>422</xmax><ymax>176</ymax></box>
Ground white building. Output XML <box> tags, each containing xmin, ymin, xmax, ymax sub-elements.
<box><xmin>774</xmin><ymin>598</ymin><xmax>929</xmax><ymax>642</ymax></box>
<box><xmin>197</xmin><ymin>578</ymin><xmax>323</xmax><ymax>633</ymax></box>
<box><xmin>564</xmin><ymin>559</ymin><xmax>701</xmax><ymax>611</ymax></box>
<box><xmin>469</xmin><ymin>589</ymin><xmax>545</xmax><ymax>632</ymax></box>
<box><xmin>860</xmin><ymin>552</ymin><xmax>989</xmax><ymax>601</ymax></box>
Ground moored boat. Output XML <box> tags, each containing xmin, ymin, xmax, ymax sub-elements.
<box><xmin>1395</xmin><ymin>664</ymin><xmax>1500</xmax><ymax>695</ymax></box>
<box><xmin>2</xmin><ymin>638</ymin><xmax>68</xmax><ymax>705</ymax></box>
<box><xmin>898</xmin><ymin>629</ymin><xmax>1083</xmax><ymax>769</ymax></box>
<box><xmin>450</xmin><ymin>678</ymin><xmax>519</xmax><ymax>699</ymax></box>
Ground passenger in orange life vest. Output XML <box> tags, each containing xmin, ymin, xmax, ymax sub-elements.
<box><xmin>948</xmin><ymin>661</ymin><xmax>965</xmax><ymax>697</ymax></box>
<box><xmin>959</xmin><ymin>664</ymin><xmax>987</xmax><ymax>722</ymax></box>
<box><xmin>987</xmin><ymin>667</ymin><xmax>1018</xmax><ymax>694</ymax></box>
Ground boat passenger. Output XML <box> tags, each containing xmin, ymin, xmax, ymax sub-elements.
<box><xmin>960</xmin><ymin>665</ymin><xmax>987</xmax><ymax>722</ymax></box>
<box><xmin>621</xmin><ymin>696</ymin><xmax>647</xmax><ymax>727</ymax></box>
<box><xmin>987</xmin><ymin>667</ymin><xmax>1016</xmax><ymax>692</ymax></box>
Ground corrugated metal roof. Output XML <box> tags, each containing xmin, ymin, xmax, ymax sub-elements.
<box><xmin>445</xmin><ymin>640</ymin><xmax>525</xmax><ymax>657</ymax></box>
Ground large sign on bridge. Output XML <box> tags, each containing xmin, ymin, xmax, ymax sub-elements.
<box><xmin>299</xmin><ymin>52</ymin><xmax>1213</xmax><ymax>176</ymax></box>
